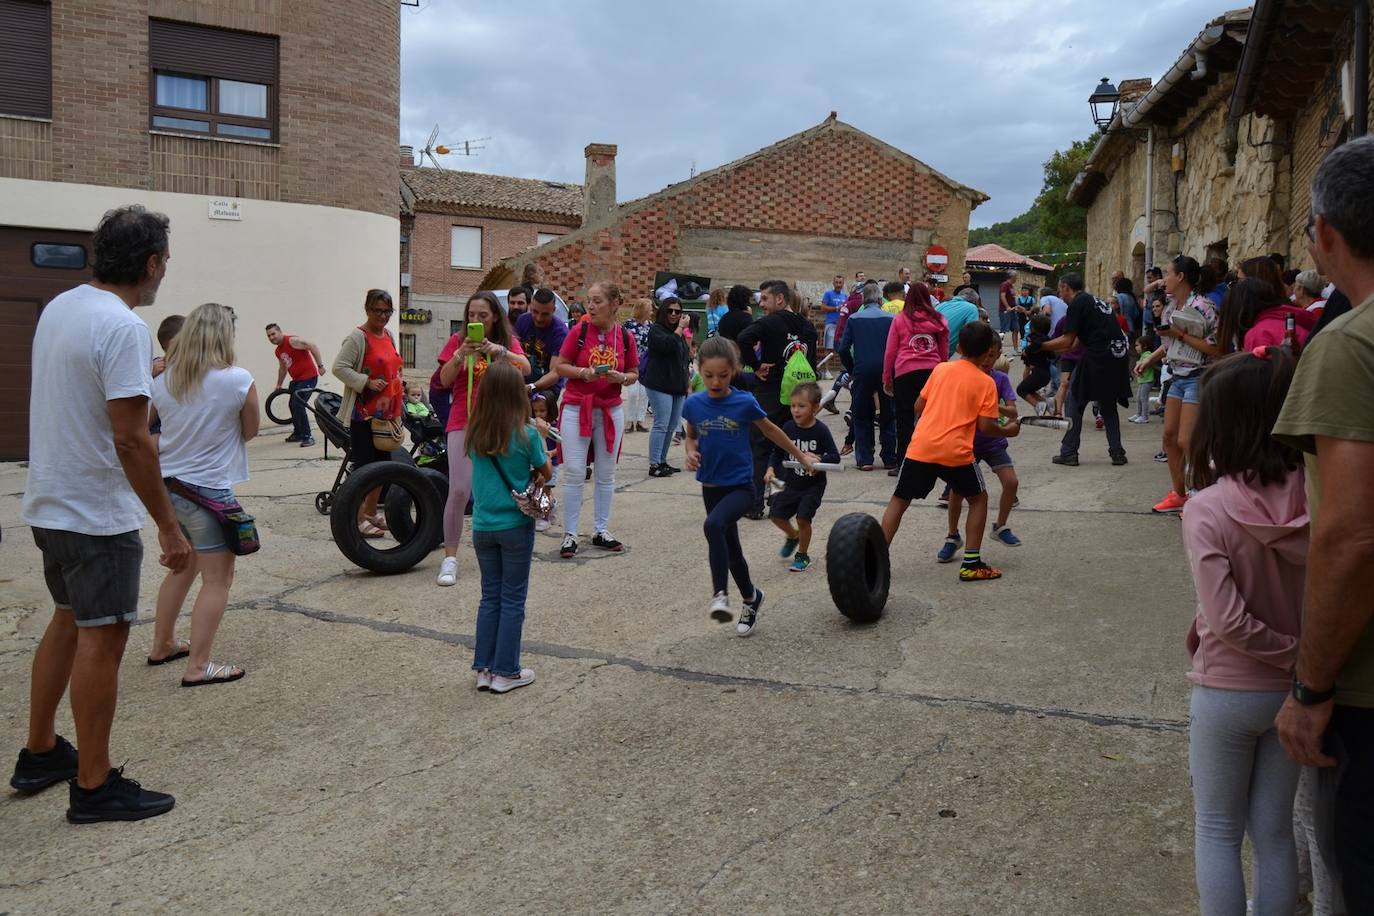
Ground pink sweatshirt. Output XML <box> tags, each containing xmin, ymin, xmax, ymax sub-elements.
<box><xmin>1183</xmin><ymin>472</ymin><xmax>1308</xmax><ymax>691</ymax></box>
<box><xmin>882</xmin><ymin>309</ymin><xmax>949</xmax><ymax>388</ymax></box>
<box><xmin>1242</xmin><ymin>304</ymin><xmax>1317</xmax><ymax>351</ymax></box>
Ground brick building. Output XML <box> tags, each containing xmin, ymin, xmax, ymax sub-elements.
<box><xmin>400</xmin><ymin>159</ymin><xmax>581</xmax><ymax>372</ymax></box>
<box><xmin>480</xmin><ymin>114</ymin><xmax>987</xmax><ymax>314</ymax></box>
<box><xmin>0</xmin><ymin>0</ymin><xmax>401</xmax><ymax>459</ymax></box>
<box><xmin>1071</xmin><ymin>3</ymin><xmax>1373</xmax><ymax>294</ymax></box>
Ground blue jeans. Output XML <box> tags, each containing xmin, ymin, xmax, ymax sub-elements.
<box><xmin>849</xmin><ymin>371</ymin><xmax>896</xmax><ymax>467</ymax></box>
<box><xmin>288</xmin><ymin>376</ymin><xmax>317</xmax><ymax>440</ymax></box>
<box><xmin>702</xmin><ymin>484</ymin><xmax>755</xmax><ymax>597</ymax></box>
<box><xmin>471</xmin><ymin>523</ymin><xmax>535</xmax><ymax>677</ymax></box>
<box><xmin>646</xmin><ymin>386</ymin><xmax>685</xmax><ymax>466</ymax></box>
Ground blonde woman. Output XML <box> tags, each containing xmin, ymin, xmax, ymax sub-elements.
<box><xmin>147</xmin><ymin>303</ymin><xmax>259</xmax><ymax>686</ymax></box>
<box><xmin>622</xmin><ymin>298</ymin><xmax>653</xmax><ymax>432</ymax></box>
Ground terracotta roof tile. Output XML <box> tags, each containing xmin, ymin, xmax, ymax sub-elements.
<box><xmin>402</xmin><ymin>167</ymin><xmax>583</xmax><ymax>218</ymax></box>
<box><xmin>965</xmin><ymin>243</ymin><xmax>1053</xmax><ymax>273</ymax></box>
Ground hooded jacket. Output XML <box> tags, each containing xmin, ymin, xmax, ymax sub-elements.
<box><xmin>883</xmin><ymin>307</ymin><xmax>950</xmax><ymax>386</ymax></box>
<box><xmin>1183</xmin><ymin>472</ymin><xmax>1308</xmax><ymax>691</ymax></box>
<box><xmin>1242</xmin><ymin>304</ymin><xmax>1318</xmax><ymax>351</ymax></box>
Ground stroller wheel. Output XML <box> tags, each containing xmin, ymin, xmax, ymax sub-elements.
<box><xmin>316</xmin><ymin>491</ymin><xmax>333</xmax><ymax>515</ymax></box>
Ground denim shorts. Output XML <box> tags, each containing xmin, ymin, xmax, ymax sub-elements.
<box><xmin>32</xmin><ymin>527</ymin><xmax>142</xmax><ymax>627</ymax></box>
<box><xmin>167</xmin><ymin>483</ymin><xmax>233</xmax><ymax>552</ymax></box>
<box><xmin>1166</xmin><ymin>373</ymin><xmax>1202</xmax><ymax>405</ymax></box>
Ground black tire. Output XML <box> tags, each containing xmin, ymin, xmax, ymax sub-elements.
<box><xmin>825</xmin><ymin>512</ymin><xmax>890</xmax><ymax>623</ymax></box>
<box><xmin>330</xmin><ymin>462</ymin><xmax>443</xmax><ymax>574</ymax></box>
<box><xmin>384</xmin><ymin>466</ymin><xmax>449</xmax><ymax>547</ymax></box>
<box><xmin>266</xmin><ymin>388</ymin><xmax>294</xmax><ymax>425</ymax></box>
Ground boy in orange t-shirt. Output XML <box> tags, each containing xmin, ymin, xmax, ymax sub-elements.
<box><xmin>881</xmin><ymin>321</ymin><xmax>1021</xmax><ymax>581</ymax></box>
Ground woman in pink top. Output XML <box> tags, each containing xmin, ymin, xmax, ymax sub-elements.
<box><xmin>434</xmin><ymin>292</ymin><xmax>529</xmax><ymax>587</ymax></box>
<box><xmin>1182</xmin><ymin>346</ymin><xmax>1307</xmax><ymax>916</ymax></box>
<box><xmin>552</xmin><ymin>281</ymin><xmax>639</xmax><ymax>559</ymax></box>
<box><xmin>882</xmin><ymin>281</ymin><xmax>949</xmax><ymax>459</ymax></box>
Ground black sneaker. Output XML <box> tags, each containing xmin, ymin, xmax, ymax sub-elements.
<box><xmin>662</xmin><ymin>464</ymin><xmax>682</xmax><ymax>474</ymax></box>
<box><xmin>11</xmin><ymin>735</ymin><xmax>77</xmax><ymax>795</ymax></box>
<box><xmin>591</xmin><ymin>532</ymin><xmax>624</xmax><ymax>552</ymax></box>
<box><xmin>299</xmin><ymin>437</ymin><xmax>315</xmax><ymax>448</ymax></box>
<box><xmin>736</xmin><ymin>588</ymin><xmax>764</xmax><ymax>637</ymax></box>
<box><xmin>744</xmin><ymin>509</ymin><xmax>766</xmax><ymax>521</ymax></box>
<box><xmin>1111</xmin><ymin>452</ymin><xmax>1128</xmax><ymax>466</ymax></box>
<box><xmin>559</xmin><ymin>535</ymin><xmax>578</xmax><ymax>559</ymax></box>
<box><xmin>648</xmin><ymin>464</ymin><xmax>669</xmax><ymax>478</ymax></box>
<box><xmin>285</xmin><ymin>434</ymin><xmax>302</xmax><ymax>443</ymax></box>
<box><xmin>67</xmin><ymin>767</ymin><xmax>175</xmax><ymax>824</ymax></box>
<box><xmin>1051</xmin><ymin>454</ymin><xmax>1079</xmax><ymax>467</ymax></box>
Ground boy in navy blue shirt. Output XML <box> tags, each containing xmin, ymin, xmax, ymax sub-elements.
<box><xmin>764</xmin><ymin>382</ymin><xmax>839</xmax><ymax>571</ymax></box>
<box><xmin>683</xmin><ymin>337</ymin><xmax>818</xmax><ymax>636</ymax></box>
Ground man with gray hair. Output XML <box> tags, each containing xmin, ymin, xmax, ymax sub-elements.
<box><xmin>837</xmin><ymin>280</ymin><xmax>897</xmax><ymax>470</ymax></box>
<box><xmin>1293</xmin><ymin>269</ymin><xmax>1327</xmax><ymax>313</ymax></box>
<box><xmin>1273</xmin><ymin>134</ymin><xmax>1374</xmax><ymax>910</ymax></box>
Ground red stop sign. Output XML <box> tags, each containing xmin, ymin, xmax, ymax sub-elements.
<box><xmin>925</xmin><ymin>245</ymin><xmax>949</xmax><ymax>272</ymax></box>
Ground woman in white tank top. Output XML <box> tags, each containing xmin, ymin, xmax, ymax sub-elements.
<box><xmin>147</xmin><ymin>303</ymin><xmax>259</xmax><ymax>686</ymax></box>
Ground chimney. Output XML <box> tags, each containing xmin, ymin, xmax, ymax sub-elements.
<box><xmin>582</xmin><ymin>143</ymin><xmax>617</xmax><ymax>227</ymax></box>
<box><xmin>399</xmin><ymin>144</ymin><xmax>414</xmax><ymax>169</ymax></box>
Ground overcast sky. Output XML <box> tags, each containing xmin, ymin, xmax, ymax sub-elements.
<box><xmin>400</xmin><ymin>0</ymin><xmax>1237</xmax><ymax>228</ymax></box>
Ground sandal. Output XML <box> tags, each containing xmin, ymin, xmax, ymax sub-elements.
<box><xmin>147</xmin><ymin>640</ymin><xmax>191</xmax><ymax>666</ymax></box>
<box><xmin>357</xmin><ymin>519</ymin><xmax>385</xmax><ymax>539</ymax></box>
<box><xmin>180</xmin><ymin>662</ymin><xmax>246</xmax><ymax>687</ymax></box>
<box><xmin>366</xmin><ymin>513</ymin><xmax>389</xmax><ymax>531</ymax></box>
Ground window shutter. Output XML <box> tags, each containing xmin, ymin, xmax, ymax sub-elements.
<box><xmin>0</xmin><ymin>0</ymin><xmax>52</xmax><ymax>118</ymax></box>
<box><xmin>149</xmin><ymin>19</ymin><xmax>277</xmax><ymax>85</ymax></box>
<box><xmin>450</xmin><ymin>227</ymin><xmax>482</xmax><ymax>269</ymax></box>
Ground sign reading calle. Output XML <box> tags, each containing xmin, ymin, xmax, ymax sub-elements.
<box><xmin>400</xmin><ymin>308</ymin><xmax>432</xmax><ymax>324</ymax></box>
<box><xmin>208</xmin><ymin>199</ymin><xmax>242</xmax><ymax>221</ymax></box>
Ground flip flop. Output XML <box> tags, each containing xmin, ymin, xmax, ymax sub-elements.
<box><xmin>357</xmin><ymin>520</ymin><xmax>385</xmax><ymax>539</ymax></box>
<box><xmin>180</xmin><ymin>662</ymin><xmax>245</xmax><ymax>687</ymax></box>
<box><xmin>147</xmin><ymin>641</ymin><xmax>191</xmax><ymax>666</ymax></box>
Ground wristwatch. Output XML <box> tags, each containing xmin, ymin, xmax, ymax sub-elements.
<box><xmin>1291</xmin><ymin>674</ymin><xmax>1336</xmax><ymax>706</ymax></box>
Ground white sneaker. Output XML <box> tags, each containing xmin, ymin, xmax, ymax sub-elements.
<box><xmin>436</xmin><ymin>556</ymin><xmax>458</xmax><ymax>587</ymax></box>
<box><xmin>535</xmin><ymin>517</ymin><xmax>550</xmax><ymax>532</ymax></box>
<box><xmin>475</xmin><ymin>669</ymin><xmax>492</xmax><ymax>691</ymax></box>
<box><xmin>490</xmin><ymin>668</ymin><xmax>535</xmax><ymax>693</ymax></box>
<box><xmin>709</xmin><ymin>591</ymin><xmax>731</xmax><ymax>622</ymax></box>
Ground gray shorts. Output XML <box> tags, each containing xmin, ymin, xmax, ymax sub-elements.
<box><xmin>168</xmin><ymin>483</ymin><xmax>232</xmax><ymax>552</ymax></box>
<box><xmin>32</xmin><ymin>527</ymin><xmax>142</xmax><ymax>627</ymax></box>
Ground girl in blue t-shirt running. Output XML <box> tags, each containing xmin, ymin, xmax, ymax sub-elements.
<box><xmin>682</xmin><ymin>337</ymin><xmax>818</xmax><ymax>636</ymax></box>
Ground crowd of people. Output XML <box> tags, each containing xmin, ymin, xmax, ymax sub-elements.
<box><xmin>9</xmin><ymin>138</ymin><xmax>1373</xmax><ymax>916</ymax></box>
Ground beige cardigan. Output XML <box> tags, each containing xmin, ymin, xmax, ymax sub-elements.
<box><xmin>331</xmin><ymin>327</ymin><xmax>397</xmax><ymax>423</ymax></box>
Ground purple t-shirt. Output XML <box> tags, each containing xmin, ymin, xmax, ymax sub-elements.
<box><xmin>974</xmin><ymin>370</ymin><xmax>1015</xmax><ymax>454</ymax></box>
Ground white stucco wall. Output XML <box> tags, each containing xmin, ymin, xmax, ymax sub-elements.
<box><xmin>1</xmin><ymin>178</ymin><xmax>399</xmax><ymax>418</ymax></box>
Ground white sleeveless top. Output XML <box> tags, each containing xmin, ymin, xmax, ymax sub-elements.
<box><xmin>153</xmin><ymin>366</ymin><xmax>253</xmax><ymax>489</ymax></box>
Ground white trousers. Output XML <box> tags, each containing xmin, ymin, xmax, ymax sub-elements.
<box><xmin>559</xmin><ymin>404</ymin><xmax>624</xmax><ymax>537</ymax></box>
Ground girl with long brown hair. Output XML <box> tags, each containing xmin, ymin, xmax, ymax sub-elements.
<box><xmin>434</xmin><ymin>291</ymin><xmax>530</xmax><ymax>587</ymax></box>
<box><xmin>464</xmin><ymin>361</ymin><xmax>550</xmax><ymax>693</ymax></box>
<box><xmin>882</xmin><ymin>281</ymin><xmax>949</xmax><ymax>460</ymax></box>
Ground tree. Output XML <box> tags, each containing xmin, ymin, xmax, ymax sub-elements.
<box><xmin>969</xmin><ymin>136</ymin><xmax>1095</xmax><ymax>268</ymax></box>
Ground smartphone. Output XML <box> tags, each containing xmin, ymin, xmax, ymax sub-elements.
<box><xmin>467</xmin><ymin>321</ymin><xmax>484</xmax><ymax>345</ymax></box>
<box><xmin>594</xmin><ymin>363</ymin><xmax>611</xmax><ymax>376</ymax></box>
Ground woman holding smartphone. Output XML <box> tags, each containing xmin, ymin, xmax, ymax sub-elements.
<box><xmin>1134</xmin><ymin>255</ymin><xmax>1220</xmax><ymax>515</ymax></box>
<box><xmin>551</xmin><ymin>281</ymin><xmax>639</xmax><ymax>559</ymax></box>
<box><xmin>434</xmin><ymin>291</ymin><xmax>530</xmax><ymax>587</ymax></box>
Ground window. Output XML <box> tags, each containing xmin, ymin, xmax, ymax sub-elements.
<box><xmin>0</xmin><ymin>0</ymin><xmax>51</xmax><ymax>119</ymax></box>
<box><xmin>400</xmin><ymin>333</ymin><xmax>417</xmax><ymax>369</ymax></box>
<box><xmin>450</xmin><ymin>226</ymin><xmax>482</xmax><ymax>269</ymax></box>
<box><xmin>536</xmin><ymin>232</ymin><xmax>563</xmax><ymax>246</ymax></box>
<box><xmin>31</xmin><ymin>243</ymin><xmax>86</xmax><ymax>269</ymax></box>
<box><xmin>149</xmin><ymin>19</ymin><xmax>278</xmax><ymax>141</ymax></box>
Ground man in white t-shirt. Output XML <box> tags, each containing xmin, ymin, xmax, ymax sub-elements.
<box><xmin>13</xmin><ymin>205</ymin><xmax>191</xmax><ymax>824</ymax></box>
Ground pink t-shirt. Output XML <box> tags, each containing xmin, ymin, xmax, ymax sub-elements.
<box><xmin>437</xmin><ymin>334</ymin><xmax>526</xmax><ymax>432</ymax></box>
<box><xmin>557</xmin><ymin>322</ymin><xmax>638</xmax><ymax>408</ymax></box>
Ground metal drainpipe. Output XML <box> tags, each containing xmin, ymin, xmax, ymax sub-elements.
<box><xmin>1356</xmin><ymin>0</ymin><xmax>1369</xmax><ymax>137</ymax></box>
<box><xmin>1145</xmin><ymin>127</ymin><xmax>1155</xmax><ymax>269</ymax></box>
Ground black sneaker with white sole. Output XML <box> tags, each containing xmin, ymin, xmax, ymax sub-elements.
<box><xmin>736</xmin><ymin>587</ymin><xmax>764</xmax><ymax>637</ymax></box>
<box><xmin>591</xmin><ymin>532</ymin><xmax>624</xmax><ymax>552</ymax></box>
<box><xmin>67</xmin><ymin>767</ymin><xmax>175</xmax><ymax>824</ymax></box>
<box><xmin>10</xmin><ymin>734</ymin><xmax>78</xmax><ymax>794</ymax></box>
<box><xmin>559</xmin><ymin>535</ymin><xmax>578</xmax><ymax>558</ymax></box>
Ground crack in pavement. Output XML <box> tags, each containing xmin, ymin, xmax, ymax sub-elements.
<box><xmin>678</xmin><ymin>734</ymin><xmax>953</xmax><ymax>907</ymax></box>
<box><xmin>249</xmin><ymin>598</ymin><xmax>1186</xmax><ymax>734</ymax></box>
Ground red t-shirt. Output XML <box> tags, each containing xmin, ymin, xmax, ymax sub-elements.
<box><xmin>275</xmin><ymin>336</ymin><xmax>319</xmax><ymax>381</ymax></box>
<box><xmin>557</xmin><ymin>322</ymin><xmax>639</xmax><ymax>408</ymax></box>
<box><xmin>437</xmin><ymin>333</ymin><xmax>526</xmax><ymax>432</ymax></box>
<box><xmin>999</xmin><ymin>280</ymin><xmax>1015</xmax><ymax>314</ymax></box>
<box><xmin>355</xmin><ymin>328</ymin><xmax>403</xmax><ymax>421</ymax></box>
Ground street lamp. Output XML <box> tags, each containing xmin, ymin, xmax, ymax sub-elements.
<box><xmin>1089</xmin><ymin>78</ymin><xmax>1120</xmax><ymax>129</ymax></box>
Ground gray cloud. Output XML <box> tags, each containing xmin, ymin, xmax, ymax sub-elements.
<box><xmin>400</xmin><ymin>0</ymin><xmax>1237</xmax><ymax>227</ymax></box>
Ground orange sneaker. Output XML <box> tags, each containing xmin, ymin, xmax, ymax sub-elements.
<box><xmin>958</xmin><ymin>561</ymin><xmax>1002</xmax><ymax>582</ymax></box>
<box><xmin>1153</xmin><ymin>491</ymin><xmax>1187</xmax><ymax>514</ymax></box>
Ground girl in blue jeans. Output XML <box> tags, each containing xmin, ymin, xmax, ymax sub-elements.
<box><xmin>683</xmin><ymin>338</ymin><xmax>817</xmax><ymax>637</ymax></box>
<box><xmin>465</xmin><ymin>361</ymin><xmax>551</xmax><ymax>693</ymax></box>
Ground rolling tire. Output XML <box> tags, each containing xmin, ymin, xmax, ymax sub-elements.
<box><xmin>330</xmin><ymin>462</ymin><xmax>443</xmax><ymax>574</ymax></box>
<box><xmin>384</xmin><ymin>466</ymin><xmax>449</xmax><ymax>547</ymax></box>
<box><xmin>825</xmin><ymin>512</ymin><xmax>890</xmax><ymax>623</ymax></box>
<box><xmin>265</xmin><ymin>388</ymin><xmax>294</xmax><ymax>426</ymax></box>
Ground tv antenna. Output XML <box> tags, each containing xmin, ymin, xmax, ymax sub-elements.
<box><xmin>417</xmin><ymin>124</ymin><xmax>489</xmax><ymax>169</ymax></box>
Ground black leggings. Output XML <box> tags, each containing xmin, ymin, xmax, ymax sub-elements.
<box><xmin>1016</xmin><ymin>365</ymin><xmax>1051</xmax><ymax>400</ymax></box>
<box><xmin>892</xmin><ymin>368</ymin><xmax>932</xmax><ymax>460</ymax></box>
<box><xmin>702</xmin><ymin>484</ymin><xmax>755</xmax><ymax>598</ymax></box>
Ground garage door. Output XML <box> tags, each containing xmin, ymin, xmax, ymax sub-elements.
<box><xmin>0</xmin><ymin>227</ymin><xmax>93</xmax><ymax>461</ymax></box>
